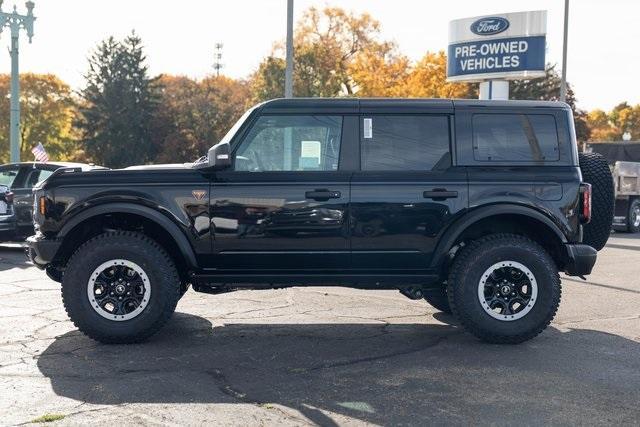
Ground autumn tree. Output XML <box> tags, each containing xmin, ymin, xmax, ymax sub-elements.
<box><xmin>251</xmin><ymin>6</ymin><xmax>391</xmax><ymax>100</ymax></box>
<box><xmin>151</xmin><ymin>75</ymin><xmax>251</xmax><ymax>163</ymax></box>
<box><xmin>587</xmin><ymin>103</ymin><xmax>640</xmax><ymax>141</ymax></box>
<box><xmin>77</xmin><ymin>32</ymin><xmax>159</xmax><ymax>168</ymax></box>
<box><xmin>400</xmin><ymin>51</ymin><xmax>476</xmax><ymax>98</ymax></box>
<box><xmin>0</xmin><ymin>73</ymin><xmax>78</xmax><ymax>163</ymax></box>
<box><xmin>348</xmin><ymin>44</ymin><xmax>410</xmax><ymax>97</ymax></box>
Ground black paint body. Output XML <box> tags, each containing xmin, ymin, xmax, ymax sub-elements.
<box><xmin>29</xmin><ymin>99</ymin><xmax>588</xmax><ymax>287</ymax></box>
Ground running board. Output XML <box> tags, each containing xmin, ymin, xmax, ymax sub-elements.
<box><xmin>191</xmin><ymin>273</ymin><xmax>441</xmax><ymax>288</ymax></box>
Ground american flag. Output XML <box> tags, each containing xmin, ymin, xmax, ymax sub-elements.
<box><xmin>31</xmin><ymin>143</ymin><xmax>49</xmax><ymax>162</ymax></box>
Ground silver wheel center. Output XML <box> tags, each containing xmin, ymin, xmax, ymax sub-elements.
<box><xmin>87</xmin><ymin>259</ymin><xmax>151</xmax><ymax>321</ymax></box>
<box><xmin>478</xmin><ymin>261</ymin><xmax>537</xmax><ymax>322</ymax></box>
<box><xmin>633</xmin><ymin>206</ymin><xmax>640</xmax><ymax>227</ymax></box>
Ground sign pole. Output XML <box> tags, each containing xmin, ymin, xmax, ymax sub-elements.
<box><xmin>560</xmin><ymin>0</ymin><xmax>569</xmax><ymax>103</ymax></box>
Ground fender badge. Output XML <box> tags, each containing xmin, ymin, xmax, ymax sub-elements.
<box><xmin>192</xmin><ymin>190</ymin><xmax>206</xmax><ymax>200</ymax></box>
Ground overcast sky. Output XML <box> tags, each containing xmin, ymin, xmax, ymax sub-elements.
<box><xmin>0</xmin><ymin>0</ymin><xmax>636</xmax><ymax>111</ymax></box>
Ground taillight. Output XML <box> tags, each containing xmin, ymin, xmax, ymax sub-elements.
<box><xmin>39</xmin><ymin>196</ymin><xmax>47</xmax><ymax>216</ymax></box>
<box><xmin>4</xmin><ymin>191</ymin><xmax>13</xmax><ymax>204</ymax></box>
<box><xmin>580</xmin><ymin>183</ymin><xmax>592</xmax><ymax>224</ymax></box>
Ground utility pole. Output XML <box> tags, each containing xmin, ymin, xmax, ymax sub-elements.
<box><xmin>284</xmin><ymin>0</ymin><xmax>293</xmax><ymax>98</ymax></box>
<box><xmin>0</xmin><ymin>1</ymin><xmax>35</xmax><ymax>163</ymax></box>
<box><xmin>213</xmin><ymin>42</ymin><xmax>223</xmax><ymax>77</ymax></box>
<box><xmin>560</xmin><ymin>0</ymin><xmax>569</xmax><ymax>103</ymax></box>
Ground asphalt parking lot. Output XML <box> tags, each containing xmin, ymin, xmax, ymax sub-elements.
<box><xmin>1</xmin><ymin>235</ymin><xmax>640</xmax><ymax>426</ymax></box>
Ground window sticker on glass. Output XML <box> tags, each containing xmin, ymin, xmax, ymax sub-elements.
<box><xmin>363</xmin><ymin>118</ymin><xmax>373</xmax><ymax>139</ymax></box>
<box><xmin>300</xmin><ymin>140</ymin><xmax>321</xmax><ymax>169</ymax></box>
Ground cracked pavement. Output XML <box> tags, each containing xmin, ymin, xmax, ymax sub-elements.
<box><xmin>1</xmin><ymin>235</ymin><xmax>640</xmax><ymax>426</ymax></box>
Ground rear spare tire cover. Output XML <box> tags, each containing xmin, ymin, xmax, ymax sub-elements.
<box><xmin>579</xmin><ymin>152</ymin><xmax>614</xmax><ymax>250</ymax></box>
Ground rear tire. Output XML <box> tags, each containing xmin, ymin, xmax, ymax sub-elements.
<box><xmin>626</xmin><ymin>199</ymin><xmax>640</xmax><ymax>233</ymax></box>
<box><xmin>423</xmin><ymin>286</ymin><xmax>452</xmax><ymax>314</ymax></box>
<box><xmin>62</xmin><ymin>231</ymin><xmax>180</xmax><ymax>344</ymax></box>
<box><xmin>579</xmin><ymin>152</ymin><xmax>614</xmax><ymax>250</ymax></box>
<box><xmin>447</xmin><ymin>234</ymin><xmax>561</xmax><ymax>344</ymax></box>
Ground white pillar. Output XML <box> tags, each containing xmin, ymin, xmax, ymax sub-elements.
<box><xmin>479</xmin><ymin>80</ymin><xmax>509</xmax><ymax>100</ymax></box>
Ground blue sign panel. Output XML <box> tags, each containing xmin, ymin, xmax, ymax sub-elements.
<box><xmin>447</xmin><ymin>35</ymin><xmax>545</xmax><ymax>78</ymax></box>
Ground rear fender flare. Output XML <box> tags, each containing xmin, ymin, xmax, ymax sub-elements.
<box><xmin>430</xmin><ymin>204</ymin><xmax>567</xmax><ymax>269</ymax></box>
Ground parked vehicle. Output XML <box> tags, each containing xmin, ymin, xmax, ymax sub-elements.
<box><xmin>0</xmin><ymin>162</ymin><xmax>105</xmax><ymax>240</ymax></box>
<box><xmin>27</xmin><ymin>98</ymin><xmax>614</xmax><ymax>344</ymax></box>
<box><xmin>0</xmin><ymin>184</ymin><xmax>15</xmax><ymax>239</ymax></box>
<box><xmin>588</xmin><ymin>142</ymin><xmax>640</xmax><ymax>233</ymax></box>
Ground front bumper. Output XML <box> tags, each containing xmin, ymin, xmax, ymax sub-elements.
<box><xmin>564</xmin><ymin>244</ymin><xmax>597</xmax><ymax>276</ymax></box>
<box><xmin>26</xmin><ymin>234</ymin><xmax>61</xmax><ymax>269</ymax></box>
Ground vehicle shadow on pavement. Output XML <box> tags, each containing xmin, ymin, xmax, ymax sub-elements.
<box><xmin>37</xmin><ymin>312</ymin><xmax>640</xmax><ymax>425</ymax></box>
<box><xmin>0</xmin><ymin>245</ymin><xmax>32</xmax><ymax>272</ymax></box>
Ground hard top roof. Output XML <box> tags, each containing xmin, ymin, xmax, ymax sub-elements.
<box><xmin>259</xmin><ymin>97</ymin><xmax>570</xmax><ymax>112</ymax></box>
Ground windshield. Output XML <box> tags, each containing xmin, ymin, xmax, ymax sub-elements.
<box><xmin>0</xmin><ymin>168</ymin><xmax>19</xmax><ymax>188</ymax></box>
<box><xmin>218</xmin><ymin>106</ymin><xmax>257</xmax><ymax>147</ymax></box>
<box><xmin>191</xmin><ymin>106</ymin><xmax>257</xmax><ymax>167</ymax></box>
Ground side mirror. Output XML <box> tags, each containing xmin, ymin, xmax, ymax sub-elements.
<box><xmin>208</xmin><ymin>142</ymin><xmax>231</xmax><ymax>170</ymax></box>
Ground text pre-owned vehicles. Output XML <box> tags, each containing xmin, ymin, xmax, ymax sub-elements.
<box><xmin>0</xmin><ymin>162</ymin><xmax>106</xmax><ymax>240</ymax></box>
<box><xmin>27</xmin><ymin>99</ymin><xmax>614</xmax><ymax>344</ymax></box>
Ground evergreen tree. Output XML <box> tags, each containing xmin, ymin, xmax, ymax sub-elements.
<box><xmin>78</xmin><ymin>32</ymin><xmax>158</xmax><ymax>168</ymax></box>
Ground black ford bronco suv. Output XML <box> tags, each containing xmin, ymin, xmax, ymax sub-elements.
<box><xmin>27</xmin><ymin>99</ymin><xmax>614</xmax><ymax>344</ymax></box>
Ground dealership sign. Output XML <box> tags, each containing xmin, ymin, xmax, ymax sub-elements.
<box><xmin>447</xmin><ymin>11</ymin><xmax>547</xmax><ymax>82</ymax></box>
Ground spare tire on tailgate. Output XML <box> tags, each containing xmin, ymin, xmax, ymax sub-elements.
<box><xmin>579</xmin><ymin>152</ymin><xmax>614</xmax><ymax>250</ymax></box>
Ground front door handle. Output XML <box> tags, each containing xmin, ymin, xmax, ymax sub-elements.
<box><xmin>423</xmin><ymin>188</ymin><xmax>458</xmax><ymax>201</ymax></box>
<box><xmin>305</xmin><ymin>189</ymin><xmax>341</xmax><ymax>201</ymax></box>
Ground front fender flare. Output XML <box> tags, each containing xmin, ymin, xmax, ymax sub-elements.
<box><xmin>58</xmin><ymin>202</ymin><xmax>198</xmax><ymax>269</ymax></box>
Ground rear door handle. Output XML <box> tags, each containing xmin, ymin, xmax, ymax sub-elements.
<box><xmin>305</xmin><ymin>189</ymin><xmax>341</xmax><ymax>201</ymax></box>
<box><xmin>423</xmin><ymin>188</ymin><xmax>458</xmax><ymax>201</ymax></box>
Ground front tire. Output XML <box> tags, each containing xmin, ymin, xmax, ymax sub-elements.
<box><xmin>447</xmin><ymin>234</ymin><xmax>561</xmax><ymax>344</ymax></box>
<box><xmin>62</xmin><ymin>231</ymin><xmax>180</xmax><ymax>344</ymax></box>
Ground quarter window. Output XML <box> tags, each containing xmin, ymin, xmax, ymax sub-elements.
<box><xmin>360</xmin><ymin>116</ymin><xmax>451</xmax><ymax>171</ymax></box>
<box><xmin>473</xmin><ymin>114</ymin><xmax>560</xmax><ymax>162</ymax></box>
<box><xmin>235</xmin><ymin>115</ymin><xmax>342</xmax><ymax>172</ymax></box>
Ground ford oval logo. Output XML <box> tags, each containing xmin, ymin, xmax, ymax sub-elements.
<box><xmin>470</xmin><ymin>17</ymin><xmax>510</xmax><ymax>36</ymax></box>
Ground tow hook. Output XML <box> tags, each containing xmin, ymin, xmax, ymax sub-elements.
<box><xmin>399</xmin><ymin>287</ymin><xmax>424</xmax><ymax>300</ymax></box>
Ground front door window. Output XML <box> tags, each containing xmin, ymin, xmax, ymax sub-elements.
<box><xmin>234</xmin><ymin>115</ymin><xmax>342</xmax><ymax>172</ymax></box>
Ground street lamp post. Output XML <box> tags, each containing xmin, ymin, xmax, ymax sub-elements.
<box><xmin>284</xmin><ymin>0</ymin><xmax>293</xmax><ymax>98</ymax></box>
<box><xmin>0</xmin><ymin>1</ymin><xmax>35</xmax><ymax>163</ymax></box>
<box><xmin>560</xmin><ymin>0</ymin><xmax>569</xmax><ymax>103</ymax></box>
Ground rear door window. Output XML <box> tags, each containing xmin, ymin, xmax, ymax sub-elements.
<box><xmin>472</xmin><ymin>114</ymin><xmax>560</xmax><ymax>162</ymax></box>
<box><xmin>360</xmin><ymin>115</ymin><xmax>451</xmax><ymax>171</ymax></box>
